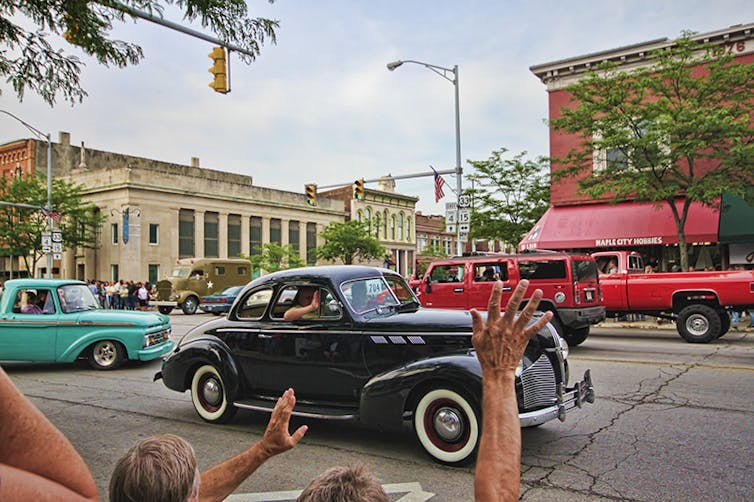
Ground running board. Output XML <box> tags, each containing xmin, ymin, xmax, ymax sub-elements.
<box><xmin>233</xmin><ymin>397</ymin><xmax>358</xmax><ymax>420</ymax></box>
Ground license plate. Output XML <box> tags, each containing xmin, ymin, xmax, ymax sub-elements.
<box><xmin>585</xmin><ymin>290</ymin><xmax>594</xmax><ymax>302</ymax></box>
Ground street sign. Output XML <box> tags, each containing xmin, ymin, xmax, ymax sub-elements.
<box><xmin>52</xmin><ymin>231</ymin><xmax>62</xmax><ymax>242</ymax></box>
<box><xmin>458</xmin><ymin>194</ymin><xmax>471</xmax><ymax>208</ymax></box>
<box><xmin>53</xmin><ymin>253</ymin><xmax>62</xmax><ymax>260</ymax></box>
<box><xmin>52</xmin><ymin>242</ymin><xmax>63</xmax><ymax>253</ymax></box>
<box><xmin>458</xmin><ymin>208</ymin><xmax>471</xmax><ymax>223</ymax></box>
<box><xmin>445</xmin><ymin>211</ymin><xmax>457</xmax><ymax>224</ymax></box>
<box><xmin>42</xmin><ymin>245</ymin><xmax>52</xmax><ymax>253</ymax></box>
<box><xmin>446</xmin><ymin>224</ymin><xmax>456</xmax><ymax>233</ymax></box>
<box><xmin>458</xmin><ymin>231</ymin><xmax>468</xmax><ymax>242</ymax></box>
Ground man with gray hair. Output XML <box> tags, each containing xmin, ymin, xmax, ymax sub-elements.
<box><xmin>109</xmin><ymin>388</ymin><xmax>307</xmax><ymax>502</ymax></box>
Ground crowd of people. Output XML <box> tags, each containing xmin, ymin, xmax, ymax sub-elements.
<box><xmin>1</xmin><ymin>280</ymin><xmax>550</xmax><ymax>501</ymax></box>
<box><xmin>85</xmin><ymin>279</ymin><xmax>155</xmax><ymax>311</ymax></box>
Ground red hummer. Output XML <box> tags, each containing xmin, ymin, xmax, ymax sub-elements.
<box><xmin>414</xmin><ymin>251</ymin><xmax>606</xmax><ymax>346</ymax></box>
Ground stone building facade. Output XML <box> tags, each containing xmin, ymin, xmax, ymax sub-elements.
<box><xmin>1</xmin><ymin>132</ymin><xmax>346</xmax><ymax>281</ymax></box>
<box><xmin>321</xmin><ymin>177</ymin><xmax>418</xmax><ymax>276</ymax></box>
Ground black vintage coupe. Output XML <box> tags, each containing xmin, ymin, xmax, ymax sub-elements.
<box><xmin>156</xmin><ymin>265</ymin><xmax>595</xmax><ymax>465</ymax></box>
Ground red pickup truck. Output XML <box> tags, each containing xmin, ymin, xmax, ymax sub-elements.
<box><xmin>593</xmin><ymin>251</ymin><xmax>754</xmax><ymax>343</ymax></box>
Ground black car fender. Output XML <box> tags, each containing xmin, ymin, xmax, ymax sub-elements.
<box><xmin>359</xmin><ymin>350</ymin><xmax>483</xmax><ymax>431</ymax></box>
<box><xmin>159</xmin><ymin>336</ymin><xmax>242</xmax><ymax>400</ymax></box>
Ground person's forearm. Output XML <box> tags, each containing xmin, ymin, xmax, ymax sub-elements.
<box><xmin>199</xmin><ymin>441</ymin><xmax>272</xmax><ymax>502</ymax></box>
<box><xmin>475</xmin><ymin>371</ymin><xmax>521</xmax><ymax>502</ymax></box>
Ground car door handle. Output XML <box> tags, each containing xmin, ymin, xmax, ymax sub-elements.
<box><xmin>258</xmin><ymin>334</ymin><xmax>273</xmax><ymax>339</ymax></box>
<box><xmin>454</xmin><ymin>287</ymin><xmax>464</xmax><ymax>293</ymax></box>
<box><xmin>79</xmin><ymin>320</ymin><xmax>93</xmax><ymax>325</ymax></box>
<box><xmin>502</xmin><ymin>286</ymin><xmax>512</xmax><ymax>292</ymax></box>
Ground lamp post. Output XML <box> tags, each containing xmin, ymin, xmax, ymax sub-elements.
<box><xmin>387</xmin><ymin>59</ymin><xmax>463</xmax><ymax>255</ymax></box>
<box><xmin>1</xmin><ymin>110</ymin><xmax>53</xmax><ymax>278</ymax></box>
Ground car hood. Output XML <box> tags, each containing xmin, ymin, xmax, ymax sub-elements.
<box><xmin>361</xmin><ymin>307</ymin><xmax>474</xmax><ymax>333</ymax></box>
<box><xmin>75</xmin><ymin>309</ymin><xmax>169</xmax><ymax>328</ymax></box>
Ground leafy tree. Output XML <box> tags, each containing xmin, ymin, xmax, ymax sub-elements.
<box><xmin>317</xmin><ymin>220</ymin><xmax>385</xmax><ymax>265</ymax></box>
<box><xmin>241</xmin><ymin>242</ymin><xmax>303</xmax><ymax>275</ymax></box>
<box><xmin>0</xmin><ymin>172</ymin><xmax>105</xmax><ymax>276</ymax></box>
<box><xmin>415</xmin><ymin>243</ymin><xmax>447</xmax><ymax>277</ymax></box>
<box><xmin>1</xmin><ymin>0</ymin><xmax>279</xmax><ymax>105</ymax></box>
<box><xmin>466</xmin><ymin>148</ymin><xmax>550</xmax><ymax>247</ymax></box>
<box><xmin>550</xmin><ymin>33</ymin><xmax>754</xmax><ymax>271</ymax></box>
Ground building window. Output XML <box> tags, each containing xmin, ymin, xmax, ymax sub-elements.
<box><xmin>391</xmin><ymin>215</ymin><xmax>396</xmax><ymax>240</ymax></box>
<box><xmin>204</xmin><ymin>211</ymin><xmax>219</xmax><ymax>258</ymax></box>
<box><xmin>179</xmin><ymin>209</ymin><xmax>195</xmax><ymax>258</ymax></box>
<box><xmin>289</xmin><ymin>220</ymin><xmax>300</xmax><ymax>252</ymax></box>
<box><xmin>270</xmin><ymin>218</ymin><xmax>281</xmax><ymax>245</ymax></box>
<box><xmin>406</xmin><ymin>217</ymin><xmax>412</xmax><ymax>242</ymax></box>
<box><xmin>398</xmin><ymin>212</ymin><xmax>404</xmax><ymax>241</ymax></box>
<box><xmin>356</xmin><ymin>209</ymin><xmax>363</xmax><ymax>223</ymax></box>
<box><xmin>383</xmin><ymin>210</ymin><xmax>388</xmax><ymax>237</ymax></box>
<box><xmin>149</xmin><ymin>223</ymin><xmax>159</xmax><ymax>245</ymax></box>
<box><xmin>374</xmin><ymin>213</ymin><xmax>381</xmax><ymax>239</ymax></box>
<box><xmin>111</xmin><ymin>223</ymin><xmax>118</xmax><ymax>244</ymax></box>
<box><xmin>249</xmin><ymin>216</ymin><xmax>262</xmax><ymax>255</ymax></box>
<box><xmin>306</xmin><ymin>222</ymin><xmax>317</xmax><ymax>266</ymax></box>
<box><xmin>365</xmin><ymin>208</ymin><xmax>372</xmax><ymax>233</ymax></box>
<box><xmin>227</xmin><ymin>214</ymin><xmax>241</xmax><ymax>257</ymax></box>
<box><xmin>110</xmin><ymin>264</ymin><xmax>119</xmax><ymax>282</ymax></box>
<box><xmin>148</xmin><ymin>264</ymin><xmax>159</xmax><ymax>284</ymax></box>
<box><xmin>593</xmin><ymin>125</ymin><xmax>666</xmax><ymax>172</ymax></box>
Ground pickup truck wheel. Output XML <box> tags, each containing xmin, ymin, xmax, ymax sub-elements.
<box><xmin>181</xmin><ymin>296</ymin><xmax>199</xmax><ymax>315</ymax></box>
<box><xmin>190</xmin><ymin>365</ymin><xmax>238</xmax><ymax>423</ymax></box>
<box><xmin>158</xmin><ymin>306</ymin><xmax>174</xmax><ymax>315</ymax></box>
<box><xmin>564</xmin><ymin>326</ymin><xmax>589</xmax><ymax>346</ymax></box>
<box><xmin>414</xmin><ymin>388</ymin><xmax>479</xmax><ymax>466</ymax></box>
<box><xmin>88</xmin><ymin>340</ymin><xmax>125</xmax><ymax>370</ymax></box>
<box><xmin>677</xmin><ymin>305</ymin><xmax>721</xmax><ymax>343</ymax></box>
<box><xmin>717</xmin><ymin>311</ymin><xmax>731</xmax><ymax>338</ymax></box>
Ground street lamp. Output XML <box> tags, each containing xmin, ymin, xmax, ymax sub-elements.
<box><xmin>1</xmin><ymin>109</ymin><xmax>53</xmax><ymax>278</ymax></box>
<box><xmin>387</xmin><ymin>59</ymin><xmax>463</xmax><ymax>255</ymax></box>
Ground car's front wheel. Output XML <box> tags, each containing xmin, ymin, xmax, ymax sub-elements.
<box><xmin>413</xmin><ymin>388</ymin><xmax>479</xmax><ymax>465</ymax></box>
<box><xmin>88</xmin><ymin>340</ymin><xmax>125</xmax><ymax>370</ymax></box>
<box><xmin>182</xmin><ymin>296</ymin><xmax>199</xmax><ymax>315</ymax></box>
<box><xmin>190</xmin><ymin>365</ymin><xmax>237</xmax><ymax>423</ymax></box>
<box><xmin>158</xmin><ymin>306</ymin><xmax>174</xmax><ymax>315</ymax></box>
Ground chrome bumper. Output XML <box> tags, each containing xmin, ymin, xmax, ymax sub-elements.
<box><xmin>519</xmin><ymin>369</ymin><xmax>595</xmax><ymax>427</ymax></box>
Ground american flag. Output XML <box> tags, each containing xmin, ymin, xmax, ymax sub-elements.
<box><xmin>41</xmin><ymin>207</ymin><xmax>62</xmax><ymax>223</ymax></box>
<box><xmin>432</xmin><ymin>167</ymin><xmax>446</xmax><ymax>203</ymax></box>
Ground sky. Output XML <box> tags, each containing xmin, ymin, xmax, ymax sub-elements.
<box><xmin>1</xmin><ymin>1</ymin><xmax>752</xmax><ymax>214</ymax></box>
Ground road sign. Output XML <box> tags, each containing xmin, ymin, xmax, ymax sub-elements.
<box><xmin>458</xmin><ymin>208</ymin><xmax>471</xmax><ymax>223</ymax></box>
<box><xmin>52</xmin><ymin>231</ymin><xmax>62</xmax><ymax>242</ymax></box>
<box><xmin>458</xmin><ymin>231</ymin><xmax>468</xmax><ymax>242</ymax></box>
<box><xmin>52</xmin><ymin>242</ymin><xmax>63</xmax><ymax>253</ymax></box>
<box><xmin>42</xmin><ymin>245</ymin><xmax>52</xmax><ymax>253</ymax></box>
<box><xmin>445</xmin><ymin>211</ymin><xmax>457</xmax><ymax>224</ymax></box>
<box><xmin>53</xmin><ymin>253</ymin><xmax>62</xmax><ymax>260</ymax></box>
<box><xmin>458</xmin><ymin>194</ymin><xmax>471</xmax><ymax>208</ymax></box>
<box><xmin>446</xmin><ymin>224</ymin><xmax>456</xmax><ymax>233</ymax></box>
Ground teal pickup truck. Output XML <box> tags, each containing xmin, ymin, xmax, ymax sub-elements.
<box><xmin>0</xmin><ymin>279</ymin><xmax>174</xmax><ymax>370</ymax></box>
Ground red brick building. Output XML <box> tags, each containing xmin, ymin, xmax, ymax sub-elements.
<box><xmin>523</xmin><ymin>23</ymin><xmax>754</xmax><ymax>270</ymax></box>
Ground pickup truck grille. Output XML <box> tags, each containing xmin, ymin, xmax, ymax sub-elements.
<box><xmin>521</xmin><ymin>354</ymin><xmax>557</xmax><ymax>409</ymax></box>
<box><xmin>145</xmin><ymin>327</ymin><xmax>171</xmax><ymax>347</ymax></box>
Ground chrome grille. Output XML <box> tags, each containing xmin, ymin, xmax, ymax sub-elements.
<box><xmin>521</xmin><ymin>354</ymin><xmax>557</xmax><ymax>409</ymax></box>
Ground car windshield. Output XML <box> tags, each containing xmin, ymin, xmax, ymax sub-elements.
<box><xmin>170</xmin><ymin>267</ymin><xmax>191</xmax><ymax>278</ymax></box>
<box><xmin>340</xmin><ymin>275</ymin><xmax>417</xmax><ymax>314</ymax></box>
<box><xmin>57</xmin><ymin>284</ymin><xmax>100</xmax><ymax>313</ymax></box>
<box><xmin>222</xmin><ymin>286</ymin><xmax>243</xmax><ymax>295</ymax></box>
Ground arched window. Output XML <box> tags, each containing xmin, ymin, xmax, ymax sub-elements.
<box><xmin>391</xmin><ymin>215</ymin><xmax>396</xmax><ymax>240</ymax></box>
<box><xmin>365</xmin><ymin>207</ymin><xmax>372</xmax><ymax>232</ymax></box>
<box><xmin>406</xmin><ymin>216</ymin><xmax>412</xmax><ymax>242</ymax></box>
<box><xmin>374</xmin><ymin>213</ymin><xmax>381</xmax><ymax>238</ymax></box>
<box><xmin>398</xmin><ymin>212</ymin><xmax>404</xmax><ymax>241</ymax></box>
<box><xmin>383</xmin><ymin>210</ymin><xmax>388</xmax><ymax>237</ymax></box>
<box><xmin>356</xmin><ymin>209</ymin><xmax>363</xmax><ymax>223</ymax></box>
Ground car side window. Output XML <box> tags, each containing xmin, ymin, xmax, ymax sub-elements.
<box><xmin>237</xmin><ymin>288</ymin><xmax>273</xmax><ymax>319</ymax></box>
<box><xmin>519</xmin><ymin>260</ymin><xmax>567</xmax><ymax>280</ymax></box>
<box><xmin>271</xmin><ymin>285</ymin><xmax>340</xmax><ymax>320</ymax></box>
<box><xmin>473</xmin><ymin>263</ymin><xmax>507</xmax><ymax>282</ymax></box>
<box><xmin>430</xmin><ymin>264</ymin><xmax>465</xmax><ymax>283</ymax></box>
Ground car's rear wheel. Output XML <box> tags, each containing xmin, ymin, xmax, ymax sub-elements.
<box><xmin>190</xmin><ymin>365</ymin><xmax>237</xmax><ymax>423</ymax></box>
<box><xmin>182</xmin><ymin>296</ymin><xmax>199</xmax><ymax>315</ymax></box>
<box><xmin>158</xmin><ymin>306</ymin><xmax>174</xmax><ymax>315</ymax></box>
<box><xmin>717</xmin><ymin>311</ymin><xmax>731</xmax><ymax>338</ymax></box>
<box><xmin>413</xmin><ymin>388</ymin><xmax>479</xmax><ymax>466</ymax></box>
<box><xmin>88</xmin><ymin>340</ymin><xmax>125</xmax><ymax>370</ymax></box>
<box><xmin>563</xmin><ymin>326</ymin><xmax>589</xmax><ymax>346</ymax></box>
<box><xmin>677</xmin><ymin>304</ymin><xmax>721</xmax><ymax>343</ymax></box>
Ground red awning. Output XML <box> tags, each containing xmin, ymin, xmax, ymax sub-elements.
<box><xmin>518</xmin><ymin>200</ymin><xmax>719</xmax><ymax>251</ymax></box>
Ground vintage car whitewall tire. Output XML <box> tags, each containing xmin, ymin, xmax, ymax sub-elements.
<box><xmin>190</xmin><ymin>365</ymin><xmax>237</xmax><ymax>423</ymax></box>
<box><xmin>88</xmin><ymin>340</ymin><xmax>125</xmax><ymax>370</ymax></box>
<box><xmin>414</xmin><ymin>388</ymin><xmax>479</xmax><ymax>465</ymax></box>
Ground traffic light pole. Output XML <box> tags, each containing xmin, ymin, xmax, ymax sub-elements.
<box><xmin>315</xmin><ymin>168</ymin><xmax>457</xmax><ymax>190</ymax></box>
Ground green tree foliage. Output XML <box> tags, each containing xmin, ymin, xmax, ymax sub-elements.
<box><xmin>241</xmin><ymin>242</ymin><xmax>303</xmax><ymax>275</ymax></box>
<box><xmin>0</xmin><ymin>172</ymin><xmax>105</xmax><ymax>276</ymax></box>
<box><xmin>415</xmin><ymin>243</ymin><xmax>447</xmax><ymax>277</ymax></box>
<box><xmin>466</xmin><ymin>148</ymin><xmax>550</xmax><ymax>247</ymax></box>
<box><xmin>1</xmin><ymin>0</ymin><xmax>279</xmax><ymax>105</ymax></box>
<box><xmin>317</xmin><ymin>220</ymin><xmax>385</xmax><ymax>265</ymax></box>
<box><xmin>549</xmin><ymin>33</ymin><xmax>754</xmax><ymax>270</ymax></box>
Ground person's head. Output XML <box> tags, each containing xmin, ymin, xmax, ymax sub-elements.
<box><xmin>26</xmin><ymin>291</ymin><xmax>37</xmax><ymax>303</ymax></box>
<box><xmin>297</xmin><ymin>464</ymin><xmax>388</xmax><ymax>502</ymax></box>
<box><xmin>109</xmin><ymin>434</ymin><xmax>200</xmax><ymax>502</ymax></box>
<box><xmin>297</xmin><ymin>286</ymin><xmax>317</xmax><ymax>306</ymax></box>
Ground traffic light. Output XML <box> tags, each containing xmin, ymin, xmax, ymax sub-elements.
<box><xmin>305</xmin><ymin>183</ymin><xmax>317</xmax><ymax>206</ymax></box>
<box><xmin>353</xmin><ymin>178</ymin><xmax>365</xmax><ymax>200</ymax></box>
<box><xmin>208</xmin><ymin>46</ymin><xmax>228</xmax><ymax>94</ymax></box>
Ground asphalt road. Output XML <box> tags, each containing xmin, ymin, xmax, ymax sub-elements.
<box><xmin>5</xmin><ymin>314</ymin><xmax>754</xmax><ymax>501</ymax></box>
